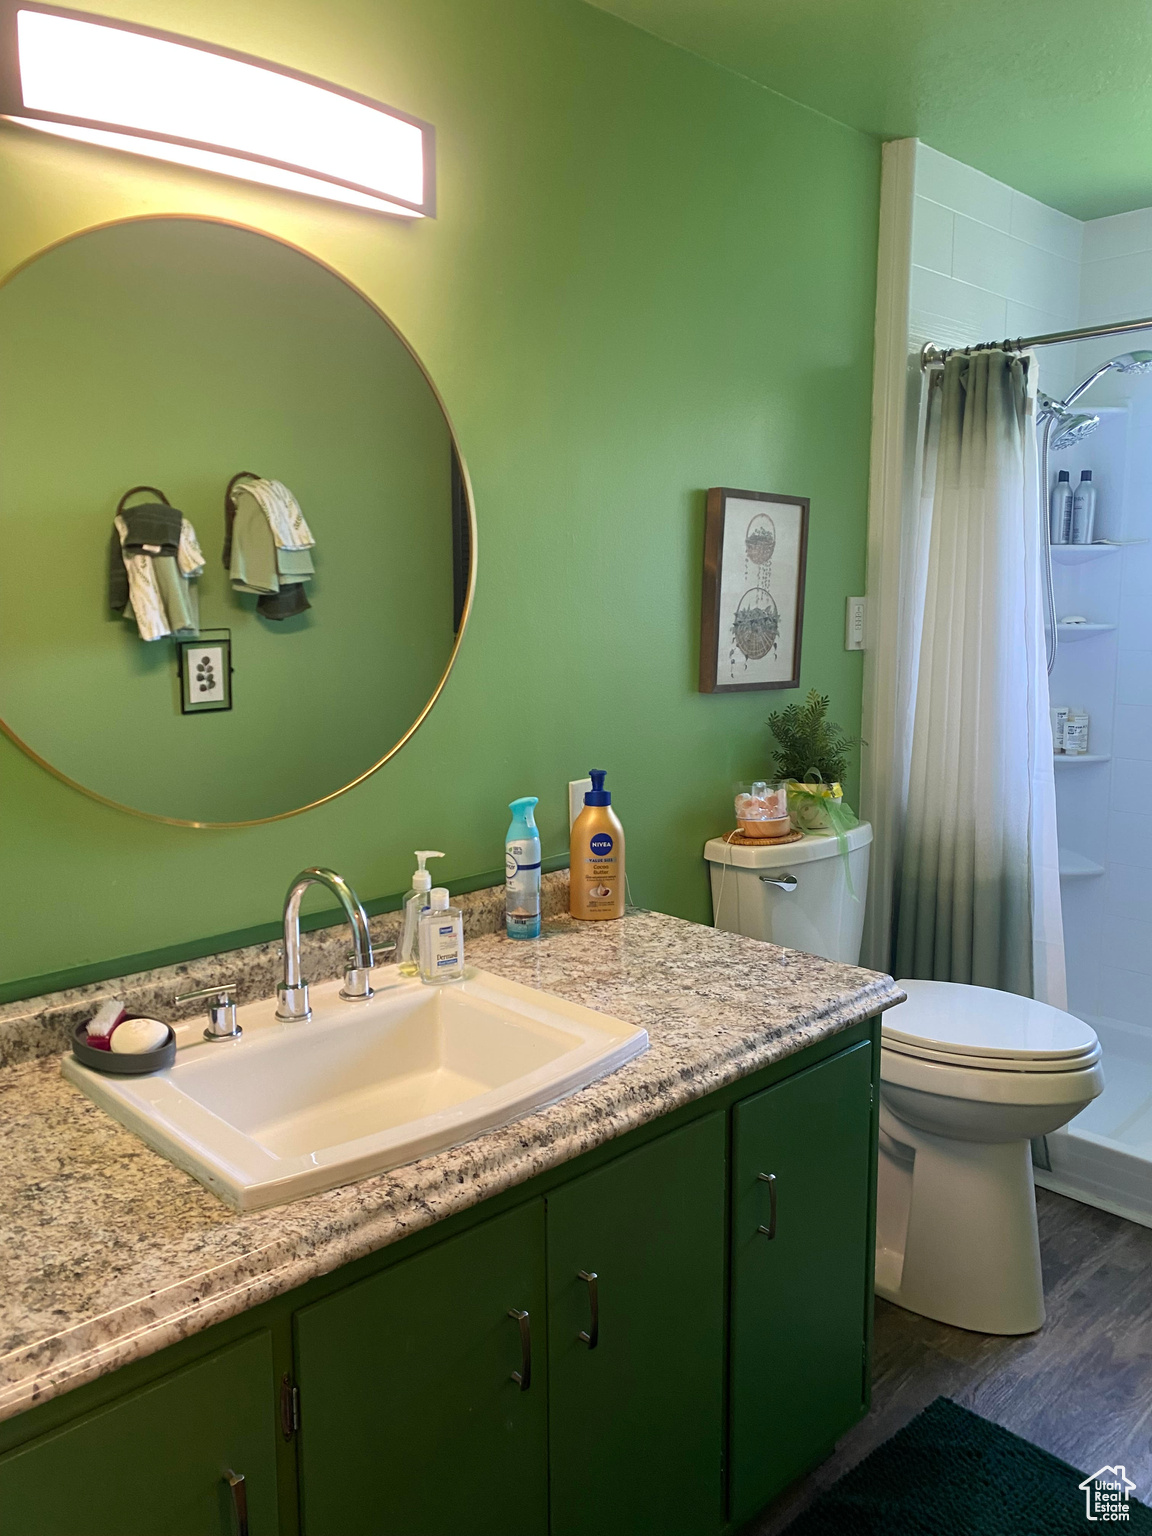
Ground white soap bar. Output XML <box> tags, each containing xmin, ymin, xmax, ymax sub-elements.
<box><xmin>110</xmin><ymin>1017</ymin><xmax>169</xmax><ymax>1054</ymax></box>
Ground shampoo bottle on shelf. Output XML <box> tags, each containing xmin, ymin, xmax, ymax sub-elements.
<box><xmin>1063</xmin><ymin>708</ymin><xmax>1090</xmax><ymax>755</ymax></box>
<box><xmin>569</xmin><ymin>769</ymin><xmax>625</xmax><ymax>920</ymax></box>
<box><xmin>505</xmin><ymin>797</ymin><xmax>542</xmax><ymax>940</ymax></box>
<box><xmin>1050</xmin><ymin>470</ymin><xmax>1073</xmax><ymax>544</ymax></box>
<box><xmin>1071</xmin><ymin>470</ymin><xmax>1096</xmax><ymax>545</ymax></box>
<box><xmin>418</xmin><ymin>888</ymin><xmax>465</xmax><ymax>983</ymax></box>
<box><xmin>397</xmin><ymin>850</ymin><xmax>445</xmax><ymax>975</ymax></box>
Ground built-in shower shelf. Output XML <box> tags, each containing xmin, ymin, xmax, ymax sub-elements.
<box><xmin>1051</xmin><ymin>545</ymin><xmax>1121</xmax><ymax>564</ymax></box>
<box><xmin>1059</xmin><ymin>849</ymin><xmax>1105</xmax><ymax>879</ymax></box>
<box><xmin>1057</xmin><ymin>622</ymin><xmax>1117</xmax><ymax>640</ymax></box>
<box><xmin>1053</xmin><ymin>753</ymin><xmax>1110</xmax><ymax>765</ymax></box>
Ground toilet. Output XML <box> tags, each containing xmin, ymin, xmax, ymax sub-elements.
<box><xmin>705</xmin><ymin>823</ymin><xmax>1104</xmax><ymax>1336</ymax></box>
<box><xmin>878</xmin><ymin>981</ymin><xmax>1102</xmax><ymax>1334</ymax></box>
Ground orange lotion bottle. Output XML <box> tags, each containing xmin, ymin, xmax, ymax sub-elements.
<box><xmin>569</xmin><ymin>769</ymin><xmax>625</xmax><ymax>920</ymax></box>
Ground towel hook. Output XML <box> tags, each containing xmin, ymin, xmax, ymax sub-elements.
<box><xmin>116</xmin><ymin>485</ymin><xmax>171</xmax><ymax>516</ymax></box>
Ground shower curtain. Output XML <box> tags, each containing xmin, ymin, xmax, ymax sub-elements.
<box><xmin>890</xmin><ymin>349</ymin><xmax>1066</xmax><ymax>1002</ymax></box>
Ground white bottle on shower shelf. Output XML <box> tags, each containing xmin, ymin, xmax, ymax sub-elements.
<box><xmin>1071</xmin><ymin>470</ymin><xmax>1096</xmax><ymax>545</ymax></box>
<box><xmin>1064</xmin><ymin>708</ymin><xmax>1090</xmax><ymax>755</ymax></box>
<box><xmin>1050</xmin><ymin>470</ymin><xmax>1073</xmax><ymax>545</ymax></box>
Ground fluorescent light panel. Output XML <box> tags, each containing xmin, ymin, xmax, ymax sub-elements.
<box><xmin>4</xmin><ymin>7</ymin><xmax>432</xmax><ymax>217</ymax></box>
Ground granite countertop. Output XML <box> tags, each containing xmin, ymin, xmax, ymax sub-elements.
<box><xmin>0</xmin><ymin>904</ymin><xmax>903</xmax><ymax>1425</ymax></box>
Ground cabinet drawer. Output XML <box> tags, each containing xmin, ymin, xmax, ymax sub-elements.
<box><xmin>0</xmin><ymin>1331</ymin><xmax>278</xmax><ymax>1536</ymax></box>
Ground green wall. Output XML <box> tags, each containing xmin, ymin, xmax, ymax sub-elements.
<box><xmin>0</xmin><ymin>0</ymin><xmax>879</xmax><ymax>998</ymax></box>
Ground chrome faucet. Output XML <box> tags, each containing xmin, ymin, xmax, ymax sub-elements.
<box><xmin>277</xmin><ymin>867</ymin><xmax>375</xmax><ymax>1022</ymax></box>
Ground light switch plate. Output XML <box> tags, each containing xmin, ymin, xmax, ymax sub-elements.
<box><xmin>845</xmin><ymin>596</ymin><xmax>866</xmax><ymax>651</ymax></box>
<box><xmin>569</xmin><ymin>777</ymin><xmax>592</xmax><ymax>828</ymax></box>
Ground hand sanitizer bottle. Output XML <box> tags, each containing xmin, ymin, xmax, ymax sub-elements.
<box><xmin>398</xmin><ymin>851</ymin><xmax>444</xmax><ymax>975</ymax></box>
<box><xmin>506</xmin><ymin>797</ymin><xmax>542</xmax><ymax>939</ymax></box>
<box><xmin>418</xmin><ymin>889</ymin><xmax>465</xmax><ymax>983</ymax></box>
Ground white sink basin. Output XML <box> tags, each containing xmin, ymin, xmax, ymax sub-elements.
<box><xmin>62</xmin><ymin>969</ymin><xmax>648</xmax><ymax>1210</ymax></box>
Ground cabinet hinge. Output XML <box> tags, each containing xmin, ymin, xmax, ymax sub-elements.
<box><xmin>869</xmin><ymin>1083</ymin><xmax>875</xmax><ymax>1106</ymax></box>
<box><xmin>280</xmin><ymin>1373</ymin><xmax>300</xmax><ymax>1440</ymax></box>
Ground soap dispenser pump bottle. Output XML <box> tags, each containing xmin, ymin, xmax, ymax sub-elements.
<box><xmin>506</xmin><ymin>797</ymin><xmax>542</xmax><ymax>940</ymax></box>
<box><xmin>569</xmin><ymin>770</ymin><xmax>625</xmax><ymax>920</ymax></box>
<box><xmin>398</xmin><ymin>851</ymin><xmax>445</xmax><ymax>975</ymax></box>
<box><xmin>418</xmin><ymin>888</ymin><xmax>465</xmax><ymax>983</ymax></box>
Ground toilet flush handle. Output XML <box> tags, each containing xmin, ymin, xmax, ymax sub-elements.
<box><xmin>760</xmin><ymin>873</ymin><xmax>798</xmax><ymax>893</ymax></box>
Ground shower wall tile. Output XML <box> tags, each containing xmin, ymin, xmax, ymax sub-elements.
<box><xmin>1113</xmin><ymin>705</ymin><xmax>1152</xmax><ymax>760</ymax></box>
<box><xmin>1010</xmin><ymin>191</ymin><xmax>1083</xmax><ymax>263</ymax></box>
<box><xmin>1099</xmin><ymin>915</ymin><xmax>1152</xmax><ymax>976</ymax></box>
<box><xmin>915</xmin><ymin>142</ymin><xmax>1013</xmax><ymax>232</ymax></box>
<box><xmin>1082</xmin><ymin>207</ymin><xmax>1152</xmax><ymax>263</ymax></box>
<box><xmin>1117</xmin><ymin>650</ymin><xmax>1152</xmax><ymax>707</ymax></box>
<box><xmin>951</xmin><ymin>214</ymin><xmax>1013</xmax><ymax>294</ymax></box>
<box><xmin>1110</xmin><ymin>759</ymin><xmax>1149</xmax><ymax>814</ymax></box>
<box><xmin>909</xmin><ymin>267</ymin><xmax>1007</xmax><ymax>342</ymax></box>
<box><xmin>1103</xmin><ymin>860</ymin><xmax>1152</xmax><ymax>928</ymax></box>
<box><xmin>1119</xmin><ymin>581</ymin><xmax>1152</xmax><ymax>650</ymax></box>
<box><xmin>1079</xmin><ymin>252</ymin><xmax>1152</xmax><ymax>326</ymax></box>
<box><xmin>1107</xmin><ymin>811</ymin><xmax>1152</xmax><ymax>870</ymax></box>
<box><xmin>911</xmin><ymin>195</ymin><xmax>954</xmax><ymax>275</ymax></box>
<box><xmin>1095</xmin><ymin>964</ymin><xmax>1150</xmax><ymax>1026</ymax></box>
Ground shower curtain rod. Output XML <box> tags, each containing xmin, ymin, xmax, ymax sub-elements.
<box><xmin>921</xmin><ymin>312</ymin><xmax>1152</xmax><ymax>369</ymax></box>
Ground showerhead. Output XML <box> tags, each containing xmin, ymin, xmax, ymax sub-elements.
<box><xmin>1110</xmin><ymin>350</ymin><xmax>1152</xmax><ymax>374</ymax></box>
<box><xmin>1038</xmin><ymin>393</ymin><xmax>1100</xmax><ymax>450</ymax></box>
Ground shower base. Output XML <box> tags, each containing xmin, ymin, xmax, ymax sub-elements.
<box><xmin>1035</xmin><ymin>1014</ymin><xmax>1152</xmax><ymax>1229</ymax></box>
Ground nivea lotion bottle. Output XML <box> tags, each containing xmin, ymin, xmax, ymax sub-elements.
<box><xmin>506</xmin><ymin>797</ymin><xmax>542</xmax><ymax>940</ymax></box>
<box><xmin>569</xmin><ymin>770</ymin><xmax>625</xmax><ymax>920</ymax></box>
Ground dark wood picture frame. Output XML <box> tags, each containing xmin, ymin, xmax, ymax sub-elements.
<box><xmin>699</xmin><ymin>487</ymin><xmax>809</xmax><ymax>693</ymax></box>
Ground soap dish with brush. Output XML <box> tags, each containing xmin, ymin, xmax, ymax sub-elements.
<box><xmin>71</xmin><ymin>999</ymin><xmax>176</xmax><ymax>1075</ymax></box>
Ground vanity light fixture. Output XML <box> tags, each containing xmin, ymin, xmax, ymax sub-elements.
<box><xmin>0</xmin><ymin>3</ymin><xmax>435</xmax><ymax>217</ymax></box>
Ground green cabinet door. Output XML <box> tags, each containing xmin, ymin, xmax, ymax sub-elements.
<box><xmin>0</xmin><ymin>1331</ymin><xmax>279</xmax><ymax>1536</ymax></box>
<box><xmin>294</xmin><ymin>1199</ymin><xmax>547</xmax><ymax>1536</ymax></box>
<box><xmin>729</xmin><ymin>1040</ymin><xmax>874</xmax><ymax>1524</ymax></box>
<box><xmin>547</xmin><ymin>1112</ymin><xmax>727</xmax><ymax>1536</ymax></box>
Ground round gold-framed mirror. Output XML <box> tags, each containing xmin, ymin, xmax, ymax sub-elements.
<box><xmin>0</xmin><ymin>215</ymin><xmax>475</xmax><ymax>827</ymax></box>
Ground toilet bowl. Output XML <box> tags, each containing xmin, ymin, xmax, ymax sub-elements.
<box><xmin>878</xmin><ymin>979</ymin><xmax>1103</xmax><ymax>1335</ymax></box>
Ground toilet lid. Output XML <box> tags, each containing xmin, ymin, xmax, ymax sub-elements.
<box><xmin>884</xmin><ymin>979</ymin><xmax>1099</xmax><ymax>1067</ymax></box>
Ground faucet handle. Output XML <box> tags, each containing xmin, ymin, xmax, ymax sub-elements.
<box><xmin>174</xmin><ymin>983</ymin><xmax>241</xmax><ymax>1042</ymax></box>
<box><xmin>341</xmin><ymin>953</ymin><xmax>375</xmax><ymax>1002</ymax></box>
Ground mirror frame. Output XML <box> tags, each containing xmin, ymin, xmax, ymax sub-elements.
<box><xmin>0</xmin><ymin>213</ymin><xmax>477</xmax><ymax>828</ymax></box>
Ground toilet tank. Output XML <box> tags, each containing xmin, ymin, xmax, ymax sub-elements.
<box><xmin>704</xmin><ymin>823</ymin><xmax>872</xmax><ymax>964</ymax></box>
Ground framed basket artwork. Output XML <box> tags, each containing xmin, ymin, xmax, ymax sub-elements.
<box><xmin>699</xmin><ymin>487</ymin><xmax>809</xmax><ymax>693</ymax></box>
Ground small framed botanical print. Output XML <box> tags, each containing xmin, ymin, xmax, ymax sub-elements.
<box><xmin>177</xmin><ymin>634</ymin><xmax>232</xmax><ymax>713</ymax></box>
<box><xmin>699</xmin><ymin>488</ymin><xmax>809</xmax><ymax>693</ymax></box>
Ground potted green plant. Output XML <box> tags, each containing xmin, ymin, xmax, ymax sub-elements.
<box><xmin>766</xmin><ymin>690</ymin><xmax>861</xmax><ymax>832</ymax></box>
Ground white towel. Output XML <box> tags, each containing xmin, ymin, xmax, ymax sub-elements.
<box><xmin>178</xmin><ymin>517</ymin><xmax>205</xmax><ymax>577</ymax></box>
<box><xmin>236</xmin><ymin>479</ymin><xmax>314</xmax><ymax>551</ymax></box>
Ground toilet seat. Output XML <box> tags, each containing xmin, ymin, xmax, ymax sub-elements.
<box><xmin>881</xmin><ymin>1041</ymin><xmax>1104</xmax><ymax>1107</ymax></box>
<box><xmin>884</xmin><ymin>979</ymin><xmax>1099</xmax><ymax>1072</ymax></box>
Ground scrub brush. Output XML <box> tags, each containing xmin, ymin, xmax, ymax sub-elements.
<box><xmin>85</xmin><ymin>998</ymin><xmax>127</xmax><ymax>1051</ymax></box>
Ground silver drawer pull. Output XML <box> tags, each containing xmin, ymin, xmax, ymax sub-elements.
<box><xmin>225</xmin><ymin>1470</ymin><xmax>248</xmax><ymax>1536</ymax></box>
<box><xmin>577</xmin><ymin>1270</ymin><xmax>599</xmax><ymax>1349</ymax></box>
<box><xmin>757</xmin><ymin>1172</ymin><xmax>778</xmax><ymax>1238</ymax></box>
<box><xmin>508</xmin><ymin>1308</ymin><xmax>532</xmax><ymax>1390</ymax></box>
<box><xmin>759</xmin><ymin>874</ymin><xmax>798</xmax><ymax>893</ymax></box>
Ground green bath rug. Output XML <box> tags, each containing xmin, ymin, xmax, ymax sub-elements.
<box><xmin>782</xmin><ymin>1397</ymin><xmax>1152</xmax><ymax>1535</ymax></box>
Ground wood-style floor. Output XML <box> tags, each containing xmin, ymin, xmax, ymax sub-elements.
<box><xmin>748</xmin><ymin>1188</ymin><xmax>1152</xmax><ymax>1534</ymax></box>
